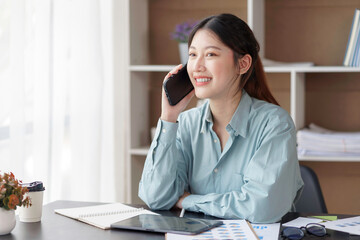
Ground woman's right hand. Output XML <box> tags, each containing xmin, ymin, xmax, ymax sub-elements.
<box><xmin>160</xmin><ymin>64</ymin><xmax>195</xmax><ymax>123</ymax></box>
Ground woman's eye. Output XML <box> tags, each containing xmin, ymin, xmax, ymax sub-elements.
<box><xmin>189</xmin><ymin>52</ymin><xmax>196</xmax><ymax>57</ymax></box>
<box><xmin>206</xmin><ymin>52</ymin><xmax>216</xmax><ymax>57</ymax></box>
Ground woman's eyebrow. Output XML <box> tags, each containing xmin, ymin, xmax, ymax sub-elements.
<box><xmin>205</xmin><ymin>46</ymin><xmax>222</xmax><ymax>50</ymax></box>
<box><xmin>189</xmin><ymin>46</ymin><xmax>222</xmax><ymax>50</ymax></box>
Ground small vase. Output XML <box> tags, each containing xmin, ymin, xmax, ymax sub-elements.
<box><xmin>178</xmin><ymin>42</ymin><xmax>188</xmax><ymax>65</ymax></box>
<box><xmin>0</xmin><ymin>208</ymin><xmax>16</xmax><ymax>235</ymax></box>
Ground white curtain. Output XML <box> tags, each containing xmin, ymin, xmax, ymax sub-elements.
<box><xmin>0</xmin><ymin>0</ymin><xmax>128</xmax><ymax>203</ymax></box>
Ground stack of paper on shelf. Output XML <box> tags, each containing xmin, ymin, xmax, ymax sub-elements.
<box><xmin>343</xmin><ymin>8</ymin><xmax>360</xmax><ymax>67</ymax></box>
<box><xmin>297</xmin><ymin>123</ymin><xmax>360</xmax><ymax>157</ymax></box>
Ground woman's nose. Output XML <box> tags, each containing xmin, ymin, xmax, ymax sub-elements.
<box><xmin>194</xmin><ymin>57</ymin><xmax>205</xmax><ymax>72</ymax></box>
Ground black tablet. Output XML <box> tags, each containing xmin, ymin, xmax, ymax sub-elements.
<box><xmin>111</xmin><ymin>214</ymin><xmax>223</xmax><ymax>235</ymax></box>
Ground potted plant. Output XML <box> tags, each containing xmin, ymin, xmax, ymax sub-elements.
<box><xmin>170</xmin><ymin>20</ymin><xmax>198</xmax><ymax>65</ymax></box>
<box><xmin>0</xmin><ymin>172</ymin><xmax>31</xmax><ymax>235</ymax></box>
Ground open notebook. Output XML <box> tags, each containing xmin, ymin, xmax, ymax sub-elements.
<box><xmin>55</xmin><ymin>203</ymin><xmax>158</xmax><ymax>230</ymax></box>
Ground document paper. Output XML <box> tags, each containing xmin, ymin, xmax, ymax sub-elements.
<box><xmin>322</xmin><ymin>216</ymin><xmax>360</xmax><ymax>235</ymax></box>
<box><xmin>282</xmin><ymin>217</ymin><xmax>324</xmax><ymax>228</ymax></box>
<box><xmin>251</xmin><ymin>222</ymin><xmax>281</xmax><ymax>240</ymax></box>
<box><xmin>166</xmin><ymin>220</ymin><xmax>280</xmax><ymax>240</ymax></box>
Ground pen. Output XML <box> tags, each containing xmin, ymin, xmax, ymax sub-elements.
<box><xmin>179</xmin><ymin>208</ymin><xmax>185</xmax><ymax>217</ymax></box>
<box><xmin>246</xmin><ymin>220</ymin><xmax>260</xmax><ymax>240</ymax></box>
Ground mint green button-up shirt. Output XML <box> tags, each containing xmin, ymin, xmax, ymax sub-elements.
<box><xmin>138</xmin><ymin>91</ymin><xmax>303</xmax><ymax>223</ymax></box>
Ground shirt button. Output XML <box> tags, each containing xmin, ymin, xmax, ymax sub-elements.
<box><xmin>214</xmin><ymin>139</ymin><xmax>217</xmax><ymax>143</ymax></box>
<box><xmin>214</xmin><ymin>168</ymin><xmax>218</xmax><ymax>173</ymax></box>
<box><xmin>162</xmin><ymin>129</ymin><xmax>166</xmax><ymax>133</ymax></box>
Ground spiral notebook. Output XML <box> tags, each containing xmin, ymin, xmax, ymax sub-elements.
<box><xmin>54</xmin><ymin>203</ymin><xmax>158</xmax><ymax>230</ymax></box>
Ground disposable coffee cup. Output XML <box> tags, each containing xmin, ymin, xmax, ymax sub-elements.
<box><xmin>19</xmin><ymin>181</ymin><xmax>45</xmax><ymax>223</ymax></box>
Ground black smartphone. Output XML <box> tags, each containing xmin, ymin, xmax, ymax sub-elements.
<box><xmin>163</xmin><ymin>64</ymin><xmax>194</xmax><ymax>106</ymax></box>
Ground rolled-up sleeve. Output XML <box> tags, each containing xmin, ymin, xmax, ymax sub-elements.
<box><xmin>138</xmin><ymin>119</ymin><xmax>189</xmax><ymax>210</ymax></box>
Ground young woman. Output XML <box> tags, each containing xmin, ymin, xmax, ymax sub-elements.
<box><xmin>138</xmin><ymin>13</ymin><xmax>303</xmax><ymax>223</ymax></box>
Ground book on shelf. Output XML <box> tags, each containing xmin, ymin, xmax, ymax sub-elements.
<box><xmin>54</xmin><ymin>203</ymin><xmax>158</xmax><ymax>230</ymax></box>
<box><xmin>353</xmin><ymin>28</ymin><xmax>360</xmax><ymax>66</ymax></box>
<box><xmin>344</xmin><ymin>9</ymin><xmax>360</xmax><ymax>67</ymax></box>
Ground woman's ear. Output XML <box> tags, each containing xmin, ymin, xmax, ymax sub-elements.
<box><xmin>238</xmin><ymin>54</ymin><xmax>252</xmax><ymax>75</ymax></box>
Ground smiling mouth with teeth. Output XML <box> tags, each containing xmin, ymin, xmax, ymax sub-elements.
<box><xmin>196</xmin><ymin>78</ymin><xmax>212</xmax><ymax>83</ymax></box>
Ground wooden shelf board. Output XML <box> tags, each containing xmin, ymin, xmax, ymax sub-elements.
<box><xmin>130</xmin><ymin>147</ymin><xmax>150</xmax><ymax>156</ymax></box>
<box><xmin>130</xmin><ymin>65</ymin><xmax>175</xmax><ymax>72</ymax></box>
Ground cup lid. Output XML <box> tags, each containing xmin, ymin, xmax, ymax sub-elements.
<box><xmin>22</xmin><ymin>181</ymin><xmax>45</xmax><ymax>192</ymax></box>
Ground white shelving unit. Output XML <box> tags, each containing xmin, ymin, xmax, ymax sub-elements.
<box><xmin>126</xmin><ymin>0</ymin><xmax>360</xmax><ymax>203</ymax></box>
<box><xmin>129</xmin><ymin>64</ymin><xmax>360</xmax><ymax>162</ymax></box>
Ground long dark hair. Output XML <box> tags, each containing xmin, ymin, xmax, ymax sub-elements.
<box><xmin>188</xmin><ymin>13</ymin><xmax>279</xmax><ymax>106</ymax></box>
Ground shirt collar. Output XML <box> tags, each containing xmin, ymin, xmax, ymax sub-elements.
<box><xmin>200</xmin><ymin>101</ymin><xmax>212</xmax><ymax>133</ymax></box>
<box><xmin>200</xmin><ymin>90</ymin><xmax>252</xmax><ymax>138</ymax></box>
<box><xmin>229</xmin><ymin>90</ymin><xmax>251</xmax><ymax>138</ymax></box>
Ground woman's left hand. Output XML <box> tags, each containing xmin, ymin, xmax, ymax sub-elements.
<box><xmin>175</xmin><ymin>191</ymin><xmax>190</xmax><ymax>209</ymax></box>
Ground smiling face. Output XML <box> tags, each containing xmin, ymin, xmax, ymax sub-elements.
<box><xmin>187</xmin><ymin>29</ymin><xmax>241</xmax><ymax>101</ymax></box>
